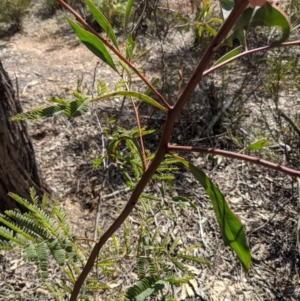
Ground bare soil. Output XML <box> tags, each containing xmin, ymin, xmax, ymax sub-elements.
<box><xmin>1</xmin><ymin>1</ymin><xmax>300</xmax><ymax>301</ymax></box>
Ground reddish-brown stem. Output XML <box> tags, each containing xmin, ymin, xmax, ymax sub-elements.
<box><xmin>70</xmin><ymin>1</ymin><xmax>249</xmax><ymax>299</ymax></box>
<box><xmin>57</xmin><ymin>0</ymin><xmax>171</xmax><ymax>110</ymax></box>
<box><xmin>167</xmin><ymin>144</ymin><xmax>300</xmax><ymax>177</ymax></box>
<box><xmin>203</xmin><ymin>40</ymin><xmax>300</xmax><ymax>77</ymax></box>
<box><xmin>130</xmin><ymin>98</ymin><xmax>148</xmax><ymax>171</ymax></box>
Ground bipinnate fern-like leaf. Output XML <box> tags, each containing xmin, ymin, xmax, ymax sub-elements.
<box><xmin>52</xmin><ymin>205</ymin><xmax>72</xmax><ymax>237</ymax></box>
<box><xmin>0</xmin><ymin>239</ymin><xmax>14</xmax><ymax>250</ymax></box>
<box><xmin>8</xmin><ymin>193</ymin><xmax>60</xmax><ymax>237</ymax></box>
<box><xmin>152</xmin><ymin>174</ymin><xmax>175</xmax><ymax>181</ymax></box>
<box><xmin>29</xmin><ymin>187</ymin><xmax>39</xmax><ymax>204</ymax></box>
<box><xmin>0</xmin><ymin>190</ymin><xmax>128</xmax><ymax>299</ymax></box>
<box><xmin>97</xmin><ymin>79</ymin><xmax>108</xmax><ymax>95</ymax></box>
<box><xmin>161</xmin><ymin>232</ymin><xmax>171</xmax><ymax>248</ymax></box>
<box><xmin>137</xmin><ymin>257</ymin><xmax>147</xmax><ymax>279</ymax></box>
<box><xmin>36</xmin><ymin>242</ymin><xmax>48</xmax><ymax>280</ymax></box>
<box><xmin>177</xmin><ymin>254</ymin><xmax>210</xmax><ymax>266</ymax></box>
<box><xmin>169</xmin><ymin>238</ymin><xmax>181</xmax><ymax>254</ymax></box>
<box><xmin>65</xmin><ymin>245</ymin><xmax>77</xmax><ymax>264</ymax></box>
<box><xmin>114</xmin><ymin>79</ymin><xmax>127</xmax><ymax>91</ymax></box>
<box><xmin>23</xmin><ymin>244</ymin><xmax>38</xmax><ymax>261</ymax></box>
<box><xmin>63</xmin><ymin>266</ymin><xmax>76</xmax><ymax>283</ymax></box>
<box><xmin>158</xmin><ymin>259</ymin><xmax>172</xmax><ymax>278</ymax></box>
<box><xmin>0</xmin><ymin>191</ymin><xmax>79</xmax><ymax>283</ymax></box>
<box><xmin>12</xmin><ymin>105</ymin><xmax>66</xmax><ymax>121</ymax></box>
<box><xmin>140</xmin><ymin>193</ymin><xmax>159</xmax><ymax>202</ymax></box>
<box><xmin>123</xmin><ymin>225</ymin><xmax>131</xmax><ymax>255</ymax></box>
<box><xmin>165</xmin><ymin>276</ymin><xmax>193</xmax><ymax>285</ymax></box>
<box><xmin>34</xmin><ymin>206</ymin><xmax>61</xmax><ymax>236</ymax></box>
<box><xmin>0</xmin><ymin>215</ymin><xmax>36</xmax><ymax>242</ymax></box>
<box><xmin>11</xmin><ymin>95</ymin><xmax>90</xmax><ymax>122</ymax></box>
<box><xmin>96</xmin><ymin>259</ymin><xmax>117</xmax><ymax>270</ymax></box>
<box><xmin>125</xmin><ymin>276</ymin><xmax>164</xmax><ymax>301</ymax></box>
<box><xmin>4</xmin><ymin>210</ymin><xmax>50</xmax><ymax>240</ymax></box>
<box><xmin>0</xmin><ymin>226</ymin><xmax>25</xmax><ymax>245</ymax></box>
<box><xmin>64</xmin><ymin>98</ymin><xmax>90</xmax><ymax>118</ymax></box>
<box><xmin>48</xmin><ymin>238</ymin><xmax>66</xmax><ymax>266</ymax></box>
<box><xmin>83</xmin><ymin>284</ymin><xmax>110</xmax><ymax>291</ymax></box>
<box><xmin>147</xmin><ymin>257</ymin><xmax>157</xmax><ymax>277</ymax></box>
<box><xmin>170</xmin><ymin>258</ymin><xmax>188</xmax><ymax>273</ymax></box>
<box><xmin>44</xmin><ymin>283</ymin><xmax>64</xmax><ymax>301</ymax></box>
<box><xmin>47</xmin><ymin>96</ymin><xmax>69</xmax><ymax>106</ymax></box>
<box><xmin>60</xmin><ymin>282</ymin><xmax>73</xmax><ymax>294</ymax></box>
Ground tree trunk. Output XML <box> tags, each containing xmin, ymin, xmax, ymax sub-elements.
<box><xmin>0</xmin><ymin>60</ymin><xmax>45</xmax><ymax>213</ymax></box>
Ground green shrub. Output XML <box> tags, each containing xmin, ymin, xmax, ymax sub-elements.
<box><xmin>0</xmin><ymin>188</ymin><xmax>208</xmax><ymax>300</ymax></box>
<box><xmin>0</xmin><ymin>0</ymin><xmax>31</xmax><ymax>30</ymax></box>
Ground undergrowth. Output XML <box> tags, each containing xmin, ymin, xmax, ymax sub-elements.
<box><xmin>1</xmin><ymin>0</ymin><xmax>300</xmax><ymax>300</ymax></box>
<box><xmin>0</xmin><ymin>0</ymin><xmax>31</xmax><ymax>30</ymax></box>
<box><xmin>0</xmin><ymin>183</ymin><xmax>208</xmax><ymax>300</ymax></box>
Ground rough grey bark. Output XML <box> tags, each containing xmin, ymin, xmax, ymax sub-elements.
<box><xmin>0</xmin><ymin>60</ymin><xmax>45</xmax><ymax>213</ymax></box>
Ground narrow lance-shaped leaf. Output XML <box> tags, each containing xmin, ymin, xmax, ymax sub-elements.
<box><xmin>119</xmin><ymin>60</ymin><xmax>131</xmax><ymax>73</ymax></box>
<box><xmin>205</xmin><ymin>24</ymin><xmax>217</xmax><ymax>36</ymax></box>
<box><xmin>66</xmin><ymin>17</ymin><xmax>117</xmax><ymax>72</ymax></box>
<box><xmin>93</xmin><ymin>155</ymin><xmax>106</xmax><ymax>168</ymax></box>
<box><xmin>219</xmin><ymin>0</ymin><xmax>245</xmax><ymax>47</ymax></box>
<box><xmin>174</xmin><ymin>155</ymin><xmax>251</xmax><ymax>272</ymax></box>
<box><xmin>126</xmin><ymin>34</ymin><xmax>135</xmax><ymax>60</ymax></box>
<box><xmin>145</xmin><ymin>78</ymin><xmax>160</xmax><ymax>95</ymax></box>
<box><xmin>125</xmin><ymin>0</ymin><xmax>134</xmax><ymax>33</ymax></box>
<box><xmin>91</xmin><ymin>90</ymin><xmax>168</xmax><ymax>113</ymax></box>
<box><xmin>233</xmin><ymin>2</ymin><xmax>290</xmax><ymax>47</ymax></box>
<box><xmin>85</xmin><ymin>0</ymin><xmax>119</xmax><ymax>49</ymax></box>
<box><xmin>213</xmin><ymin>45</ymin><xmax>243</xmax><ymax>66</ymax></box>
<box><xmin>219</xmin><ymin>0</ymin><xmax>234</xmax><ymax>21</ymax></box>
<box><xmin>245</xmin><ymin>138</ymin><xmax>269</xmax><ymax>151</ymax></box>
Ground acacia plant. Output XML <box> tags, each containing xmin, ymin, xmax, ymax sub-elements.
<box><xmin>12</xmin><ymin>0</ymin><xmax>300</xmax><ymax>299</ymax></box>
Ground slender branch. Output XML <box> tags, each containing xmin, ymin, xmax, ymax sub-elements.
<box><xmin>167</xmin><ymin>144</ymin><xmax>300</xmax><ymax>177</ymax></box>
<box><xmin>130</xmin><ymin>97</ymin><xmax>148</xmax><ymax>171</ymax></box>
<box><xmin>278</xmin><ymin>109</ymin><xmax>300</xmax><ymax>138</ymax></box>
<box><xmin>124</xmin><ymin>75</ymin><xmax>148</xmax><ymax>170</ymax></box>
<box><xmin>57</xmin><ymin>0</ymin><xmax>171</xmax><ymax>110</ymax></box>
<box><xmin>203</xmin><ymin>40</ymin><xmax>300</xmax><ymax>77</ymax></box>
<box><xmin>70</xmin><ymin>1</ymin><xmax>249</xmax><ymax>299</ymax></box>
